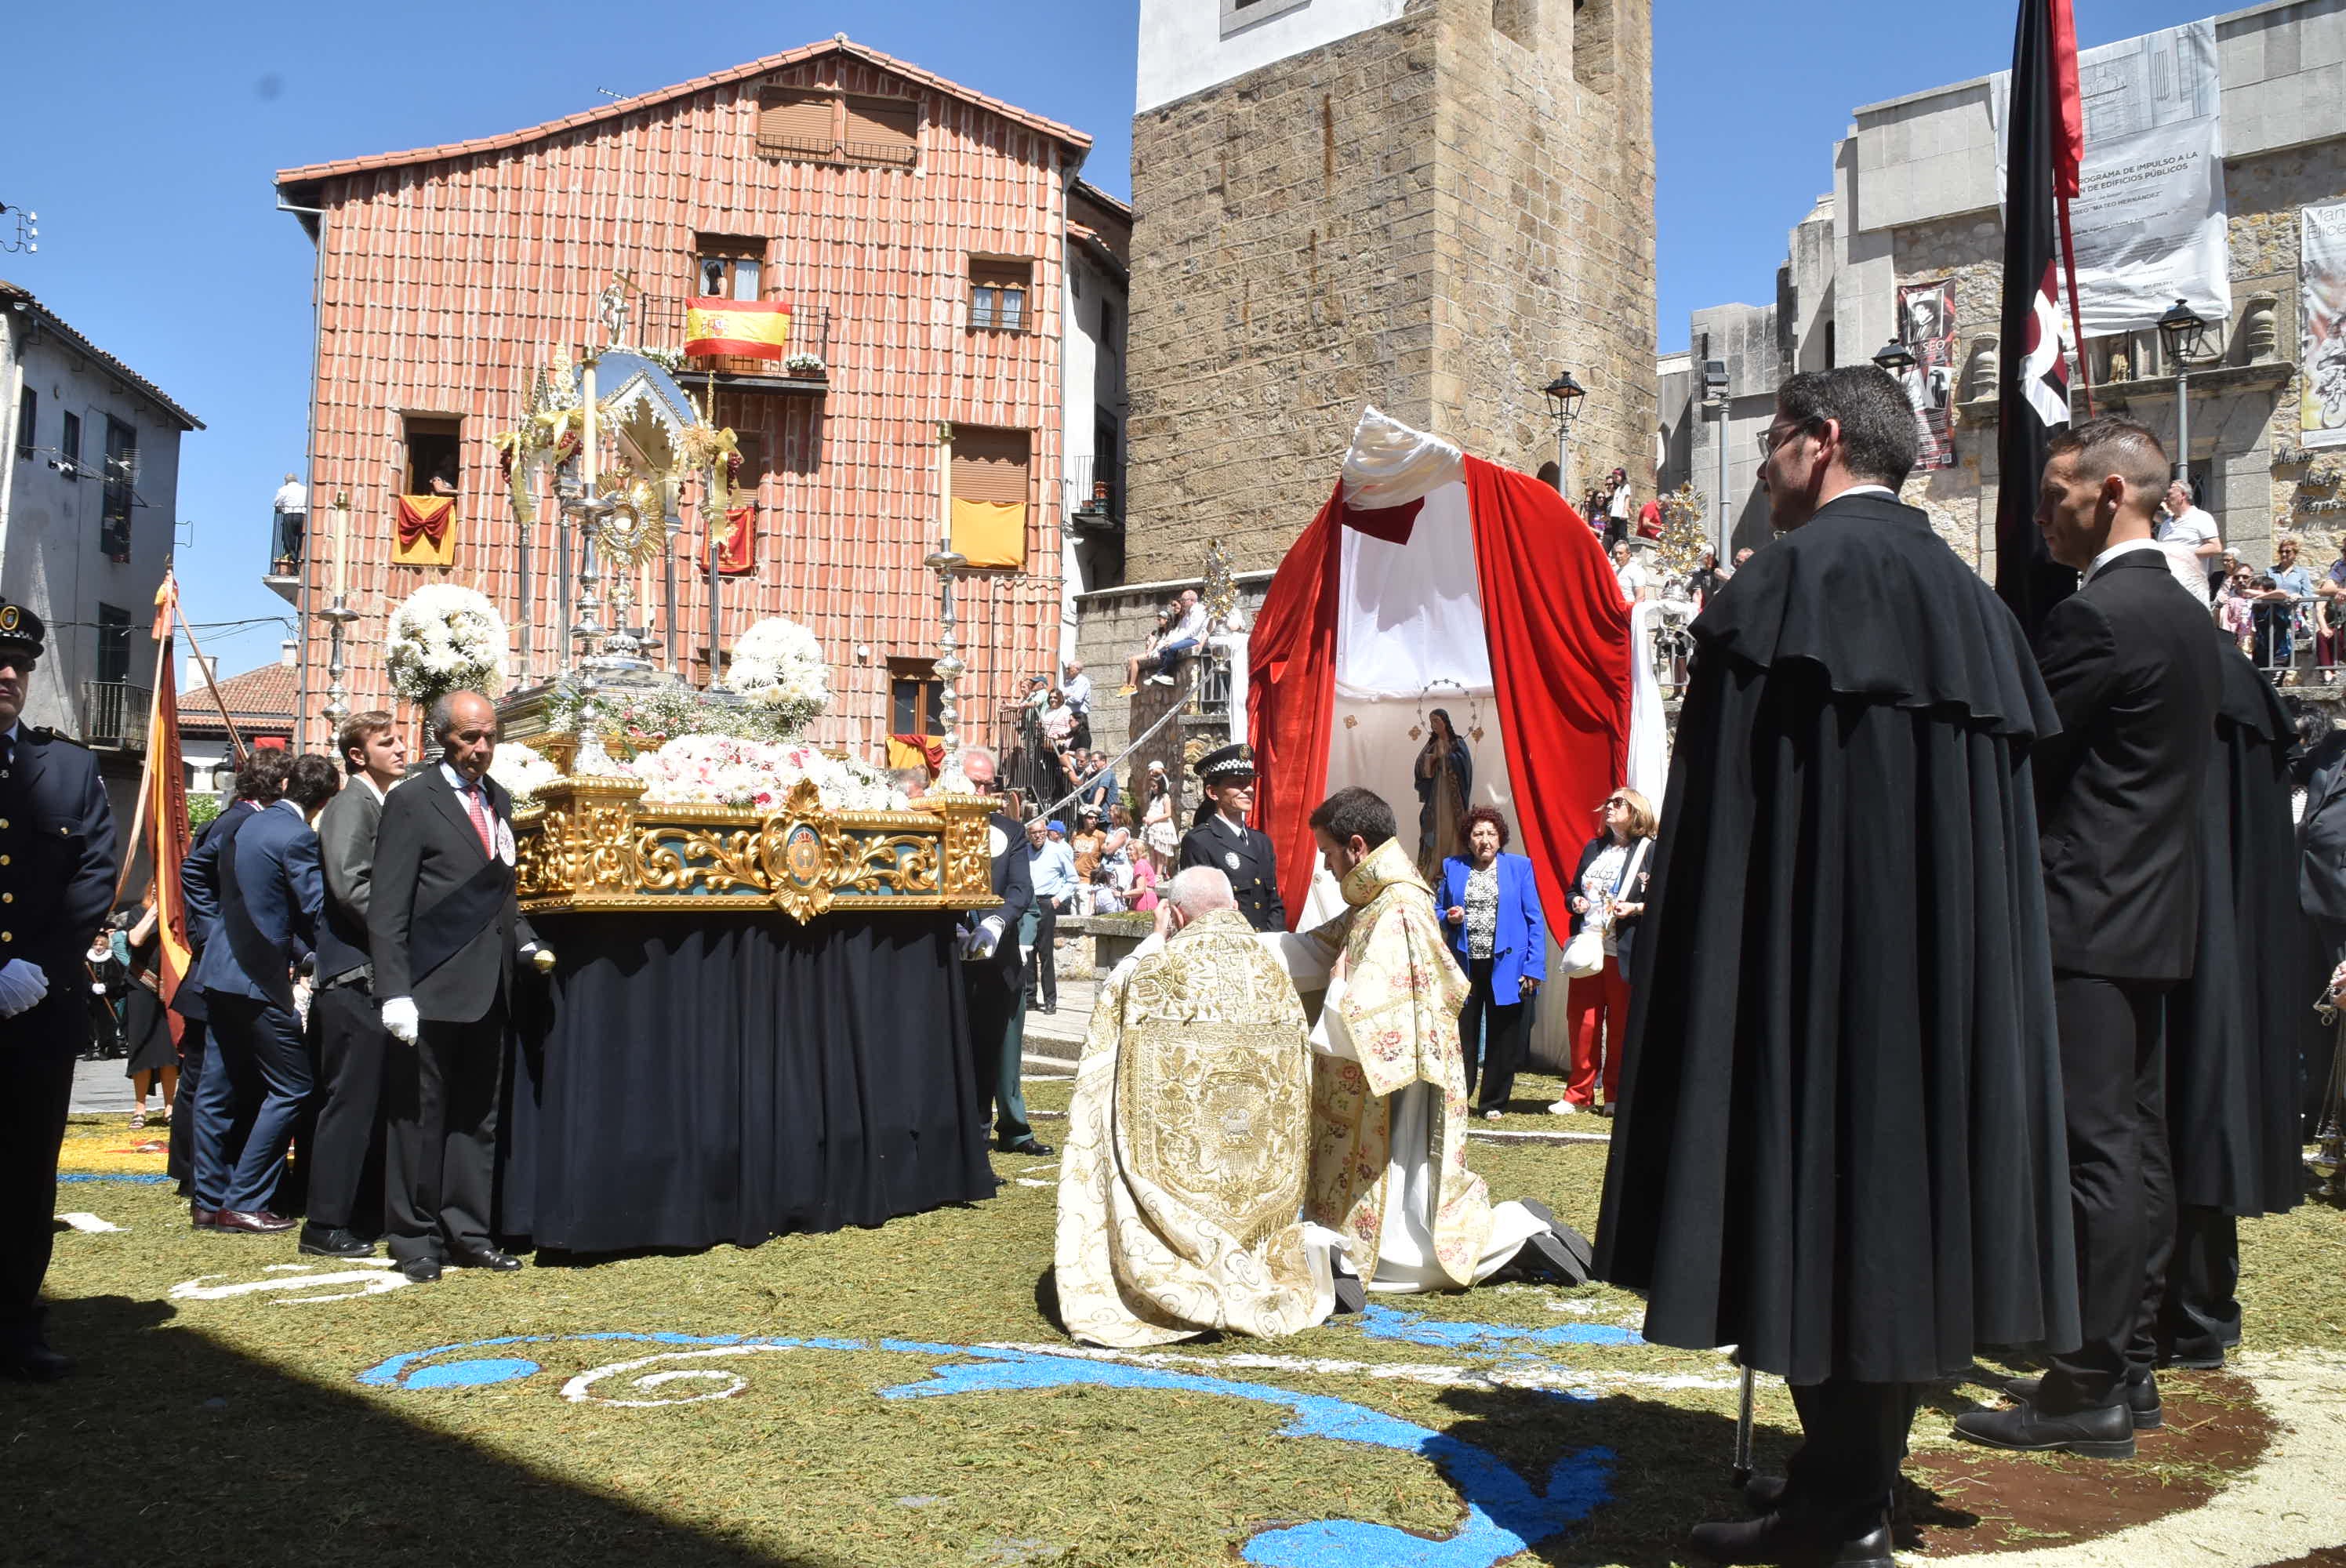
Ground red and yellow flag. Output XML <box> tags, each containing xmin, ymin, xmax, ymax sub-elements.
<box><xmin>145</xmin><ymin>575</ymin><xmax>192</xmax><ymax>1036</ymax></box>
<box><xmin>685</xmin><ymin>298</ymin><xmax>791</xmax><ymax>361</ymax></box>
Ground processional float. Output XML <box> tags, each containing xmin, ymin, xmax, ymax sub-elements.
<box><xmin>462</xmin><ymin>279</ymin><xmax>997</xmax><ymax>925</ymax></box>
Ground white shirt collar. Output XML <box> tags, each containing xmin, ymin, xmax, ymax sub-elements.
<box><xmin>269</xmin><ymin>796</ymin><xmax>303</xmax><ymax>818</ymax></box>
<box><xmin>1834</xmin><ymin>484</ymin><xmax>1899</xmax><ymax>501</ymax></box>
<box><xmin>1211</xmin><ymin>811</ymin><xmax>1247</xmax><ymax>839</ymax></box>
<box><xmin>2085</xmin><ymin>535</ymin><xmax>2169</xmax><ymax>584</ymax></box>
<box><xmin>357</xmin><ymin>773</ymin><xmax>390</xmax><ymax>804</ymax></box>
<box><xmin>440</xmin><ymin>761</ymin><xmax>483</xmax><ymax>796</ymax></box>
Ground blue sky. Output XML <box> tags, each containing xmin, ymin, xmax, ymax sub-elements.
<box><xmin>1</xmin><ymin>0</ymin><xmax>2218</xmax><ymax>674</ymax></box>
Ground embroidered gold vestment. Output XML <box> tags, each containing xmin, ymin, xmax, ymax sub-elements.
<box><xmin>1296</xmin><ymin>837</ymin><xmax>1502</xmax><ymax>1287</ymax></box>
<box><xmin>1053</xmin><ymin>908</ymin><xmax>1333</xmax><ymax>1348</ymax></box>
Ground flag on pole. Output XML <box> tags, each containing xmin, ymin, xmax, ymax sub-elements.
<box><xmin>685</xmin><ymin>298</ymin><xmax>791</xmax><ymax>361</ymax></box>
<box><xmin>144</xmin><ymin>575</ymin><xmax>193</xmax><ymax>1039</ymax></box>
<box><xmin>1995</xmin><ymin>0</ymin><xmax>2086</xmax><ymax>634</ymax></box>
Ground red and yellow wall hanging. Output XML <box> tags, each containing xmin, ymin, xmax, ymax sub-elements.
<box><xmin>703</xmin><ymin>505</ymin><xmax>756</xmax><ymax>576</ymax></box>
<box><xmin>394</xmin><ymin>495</ymin><xmax>457</xmax><ymax>567</ymax></box>
<box><xmin>685</xmin><ymin>299</ymin><xmax>792</xmax><ymax>361</ymax></box>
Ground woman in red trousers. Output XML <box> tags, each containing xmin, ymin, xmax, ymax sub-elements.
<box><xmin>1553</xmin><ymin>788</ymin><xmax>1657</xmax><ymax>1118</ymax></box>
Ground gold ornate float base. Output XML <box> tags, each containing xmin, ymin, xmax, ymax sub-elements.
<box><xmin>514</xmin><ymin>760</ymin><xmax>1000</xmax><ymax>924</ymax></box>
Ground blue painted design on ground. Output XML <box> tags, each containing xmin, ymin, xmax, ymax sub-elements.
<box><xmin>1353</xmin><ymin>1304</ymin><xmax>1643</xmax><ymax>1353</ymax></box>
<box><xmin>58</xmin><ymin>1172</ymin><xmax>172</xmax><ymax>1185</ymax></box>
<box><xmin>354</xmin><ymin>1332</ymin><xmax>1614</xmax><ymax>1568</ymax></box>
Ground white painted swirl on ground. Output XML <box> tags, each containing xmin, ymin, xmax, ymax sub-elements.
<box><xmin>561</xmin><ymin>1345</ymin><xmax>809</xmax><ymax>1406</ymax></box>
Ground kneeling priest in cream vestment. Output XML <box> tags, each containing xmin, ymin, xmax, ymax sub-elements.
<box><xmin>1265</xmin><ymin>789</ymin><xmax>1571</xmax><ymax>1294</ymax></box>
<box><xmin>1054</xmin><ymin>868</ymin><xmax>1339</xmax><ymax>1348</ymax></box>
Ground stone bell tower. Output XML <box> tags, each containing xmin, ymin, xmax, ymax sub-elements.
<box><xmin>1123</xmin><ymin>0</ymin><xmax>1657</xmax><ymax>581</ymax></box>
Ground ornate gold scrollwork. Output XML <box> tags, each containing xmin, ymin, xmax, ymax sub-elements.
<box><xmin>511</xmin><ymin>741</ymin><xmax>1003</xmax><ymax>922</ymax></box>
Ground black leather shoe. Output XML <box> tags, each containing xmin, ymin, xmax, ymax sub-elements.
<box><xmin>299</xmin><ymin>1225</ymin><xmax>376</xmax><ymax>1259</ymax></box>
<box><xmin>1690</xmin><ymin>1511</ymin><xmax>1892</xmax><ymax>1566</ymax></box>
<box><xmin>398</xmin><ymin>1256</ymin><xmax>443</xmax><ymax>1283</ymax></box>
<box><xmin>452</xmin><ymin>1247</ymin><xmax>523</xmax><ymax>1272</ymax></box>
<box><xmin>1952</xmin><ymin>1399</ymin><xmax>2136</xmax><ymax>1458</ymax></box>
<box><xmin>0</xmin><ymin>1341</ymin><xmax>70</xmax><ymax>1383</ymax></box>
<box><xmin>2159</xmin><ymin>1348</ymin><xmax>2225</xmax><ymax>1370</ymax></box>
<box><xmin>1332</xmin><ymin>1275</ymin><xmax>1368</xmax><ymax>1315</ymax></box>
<box><xmin>212</xmin><ymin>1209</ymin><xmax>297</xmax><ymax>1235</ymax></box>
<box><xmin>191</xmin><ymin>1205</ymin><xmax>223</xmax><ymax>1231</ymax></box>
<box><xmin>1744</xmin><ymin>1475</ymin><xmax>1789</xmax><ymax>1513</ymax></box>
<box><xmin>2003</xmin><ymin>1370</ymin><xmax>2162</xmax><ymax>1430</ymax></box>
<box><xmin>1000</xmin><ymin>1138</ymin><xmax>1055</xmax><ymax>1157</ymax></box>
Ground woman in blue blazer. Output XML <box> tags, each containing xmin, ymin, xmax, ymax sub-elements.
<box><xmin>1440</xmin><ymin>807</ymin><xmax>1547</xmax><ymax>1118</ymax></box>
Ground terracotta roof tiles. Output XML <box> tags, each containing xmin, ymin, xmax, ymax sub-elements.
<box><xmin>274</xmin><ymin>37</ymin><xmax>1091</xmax><ymax>188</ymax></box>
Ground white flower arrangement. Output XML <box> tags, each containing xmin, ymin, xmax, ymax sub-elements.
<box><xmin>488</xmin><ymin>741</ymin><xmax>561</xmax><ymax>803</ymax></box>
<box><xmin>624</xmin><ymin>734</ymin><xmax>907</xmax><ymax>814</ymax></box>
<box><xmin>728</xmin><ymin>616</ymin><xmax>830</xmax><ymax>735</ymax></box>
<box><xmin>782</xmin><ymin>351</ymin><xmax>827</xmax><ymax>376</ymax></box>
<box><xmin>385</xmin><ymin>585</ymin><xmax>508</xmax><ymax>704</ymax></box>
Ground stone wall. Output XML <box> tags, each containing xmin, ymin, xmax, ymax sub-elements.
<box><xmin>1124</xmin><ymin>0</ymin><xmax>1657</xmax><ymax>582</ymax></box>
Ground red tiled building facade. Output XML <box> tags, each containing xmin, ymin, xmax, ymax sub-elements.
<box><xmin>274</xmin><ymin>38</ymin><xmax>1096</xmax><ymax>754</ymax></box>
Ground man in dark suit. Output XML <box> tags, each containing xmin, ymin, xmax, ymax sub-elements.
<box><xmin>2297</xmin><ymin>713</ymin><xmax>2346</xmax><ymax>1135</ymax></box>
<box><xmin>1178</xmin><ymin>744</ymin><xmax>1284</xmax><ymax>933</ymax></box>
<box><xmin>370</xmin><ymin>690</ymin><xmax>549</xmax><ymax>1283</ymax></box>
<box><xmin>186</xmin><ymin>753</ymin><xmax>336</xmax><ymax>1235</ymax></box>
<box><xmin>1956</xmin><ymin>416</ymin><xmax>2223</xmax><ymax>1459</ymax></box>
<box><xmin>174</xmin><ymin>760</ymin><xmax>285</xmax><ymax>1199</ymax></box>
<box><xmin>300</xmin><ymin>710</ymin><xmax>406</xmax><ymax>1258</ymax></box>
<box><xmin>0</xmin><ymin>601</ymin><xmax>120</xmax><ymax>1381</ymax></box>
<box><xmin>955</xmin><ymin>746</ymin><xmax>1045</xmax><ymax>1157</ymax></box>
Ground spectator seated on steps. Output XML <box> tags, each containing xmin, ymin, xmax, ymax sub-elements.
<box><xmin>1121</xmin><ymin>589</ymin><xmax>1208</xmax><ymax>694</ymax></box>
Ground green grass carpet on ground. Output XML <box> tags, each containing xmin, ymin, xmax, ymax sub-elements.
<box><xmin>13</xmin><ymin>1076</ymin><xmax>2344</xmax><ymax>1567</ymax></box>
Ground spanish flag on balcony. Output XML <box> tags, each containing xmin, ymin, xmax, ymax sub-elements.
<box><xmin>685</xmin><ymin>298</ymin><xmax>791</xmax><ymax>361</ymax></box>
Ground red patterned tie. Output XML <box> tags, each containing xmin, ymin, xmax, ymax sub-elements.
<box><xmin>465</xmin><ymin>782</ymin><xmax>495</xmax><ymax>857</ymax></box>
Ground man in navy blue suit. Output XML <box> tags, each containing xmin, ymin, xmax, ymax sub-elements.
<box><xmin>175</xmin><ymin>758</ymin><xmax>283</xmax><ymax>1197</ymax></box>
<box><xmin>185</xmin><ymin>752</ymin><xmax>338</xmax><ymax>1234</ymax></box>
<box><xmin>0</xmin><ymin>601</ymin><xmax>119</xmax><ymax>1382</ymax></box>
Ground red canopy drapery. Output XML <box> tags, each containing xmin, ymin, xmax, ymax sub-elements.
<box><xmin>1247</xmin><ymin>482</ymin><xmax>1345</xmax><ymax>923</ymax></box>
<box><xmin>1462</xmin><ymin>456</ymin><xmax>1631</xmax><ymax>941</ymax></box>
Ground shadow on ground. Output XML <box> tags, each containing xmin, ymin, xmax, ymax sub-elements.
<box><xmin>2</xmin><ymin>1294</ymin><xmax>840</xmax><ymax>1568</ymax></box>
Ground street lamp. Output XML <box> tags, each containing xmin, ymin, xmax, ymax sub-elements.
<box><xmin>1542</xmin><ymin>372</ymin><xmax>1586</xmax><ymax>495</ymax></box>
<box><xmin>1871</xmin><ymin>339</ymin><xmax>1918</xmax><ymax>376</ymax></box>
<box><xmin>2157</xmin><ymin>299</ymin><xmax>2213</xmax><ymax>485</ymax></box>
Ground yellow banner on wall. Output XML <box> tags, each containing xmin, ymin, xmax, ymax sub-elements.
<box><xmin>950</xmin><ymin>498</ymin><xmax>1026</xmax><ymax>569</ymax></box>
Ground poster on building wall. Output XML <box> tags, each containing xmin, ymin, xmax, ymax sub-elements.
<box><xmin>1993</xmin><ymin>19</ymin><xmax>2230</xmax><ymax>334</ymax></box>
<box><xmin>1896</xmin><ymin>281</ymin><xmax>1958</xmax><ymax>471</ymax></box>
<box><xmin>2304</xmin><ymin>201</ymin><xmax>2346</xmax><ymax>452</ymax></box>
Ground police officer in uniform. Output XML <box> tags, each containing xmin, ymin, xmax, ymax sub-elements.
<box><xmin>0</xmin><ymin>601</ymin><xmax>120</xmax><ymax>1381</ymax></box>
<box><xmin>1178</xmin><ymin>744</ymin><xmax>1284</xmax><ymax>934</ymax></box>
<box><xmin>953</xmin><ymin>747</ymin><xmax>1046</xmax><ymax>1156</ymax></box>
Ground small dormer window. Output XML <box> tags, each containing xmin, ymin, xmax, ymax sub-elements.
<box><xmin>1221</xmin><ymin>0</ymin><xmax>1310</xmax><ymax>37</ymax></box>
<box><xmin>755</xmin><ymin>86</ymin><xmax>918</xmax><ymax>169</ymax></box>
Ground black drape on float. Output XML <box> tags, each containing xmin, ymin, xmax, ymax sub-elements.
<box><xmin>2166</xmin><ymin>641</ymin><xmax>2306</xmax><ymax>1219</ymax></box>
<box><xmin>1595</xmin><ymin>496</ymin><xmax>2080</xmax><ymax>1387</ymax></box>
<box><xmin>499</xmin><ymin>911</ymin><xmax>994</xmax><ymax>1254</ymax></box>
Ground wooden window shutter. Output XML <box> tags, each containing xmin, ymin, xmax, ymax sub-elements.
<box><xmin>844</xmin><ymin>96</ymin><xmax>918</xmax><ymax>165</ymax></box>
<box><xmin>758</xmin><ymin>89</ymin><xmax>837</xmax><ymax>156</ymax></box>
<box><xmin>950</xmin><ymin>429</ymin><xmax>1031</xmax><ymax>568</ymax></box>
<box><xmin>951</xmin><ymin>430</ymin><xmax>1030</xmax><ymax>504</ymax></box>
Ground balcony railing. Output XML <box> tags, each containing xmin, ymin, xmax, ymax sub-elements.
<box><xmin>1065</xmin><ymin>456</ymin><xmax>1121</xmax><ymax>532</ymax></box>
<box><xmin>82</xmin><ymin>681</ymin><xmax>151</xmax><ymax>750</ymax></box>
<box><xmin>754</xmin><ymin>132</ymin><xmax>917</xmax><ymax>170</ymax></box>
<box><xmin>634</xmin><ymin>298</ymin><xmax>833</xmax><ymax>384</ymax></box>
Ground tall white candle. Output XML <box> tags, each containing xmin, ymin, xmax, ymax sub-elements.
<box><xmin>332</xmin><ymin>497</ymin><xmax>349</xmax><ymax>598</ymax></box>
<box><xmin>581</xmin><ymin>357</ymin><xmax>599</xmax><ymax>488</ymax></box>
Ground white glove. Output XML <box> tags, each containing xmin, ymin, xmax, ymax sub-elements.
<box><xmin>380</xmin><ymin>996</ymin><xmax>420</xmax><ymax>1044</ymax></box>
<box><xmin>0</xmin><ymin>959</ymin><xmax>49</xmax><ymax>1019</ymax></box>
<box><xmin>958</xmin><ymin>914</ymin><xmax>1007</xmax><ymax>962</ymax></box>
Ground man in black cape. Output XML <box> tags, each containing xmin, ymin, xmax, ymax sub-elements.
<box><xmin>2151</xmin><ymin>642</ymin><xmax>2304</xmax><ymax>1370</ymax></box>
<box><xmin>1596</xmin><ymin>366</ymin><xmax>2077</xmax><ymax>1568</ymax></box>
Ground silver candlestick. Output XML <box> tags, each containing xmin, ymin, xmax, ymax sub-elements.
<box><xmin>317</xmin><ymin>596</ymin><xmax>359</xmax><ymax>727</ymax></box>
<box><xmin>924</xmin><ymin>537</ymin><xmax>969</xmax><ymax>789</ymax></box>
